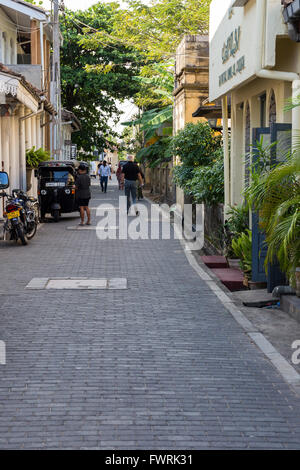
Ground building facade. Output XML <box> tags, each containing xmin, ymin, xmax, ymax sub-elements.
<box><xmin>0</xmin><ymin>0</ymin><xmax>55</xmax><ymax>207</ymax></box>
<box><xmin>209</xmin><ymin>0</ymin><xmax>300</xmax><ymax>214</ymax></box>
<box><xmin>173</xmin><ymin>35</ymin><xmax>210</xmax><ymax>209</ymax></box>
<box><xmin>0</xmin><ymin>1</ymin><xmax>80</xmax><ymax>211</ymax></box>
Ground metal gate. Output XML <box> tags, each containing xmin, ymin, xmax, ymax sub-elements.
<box><xmin>251</xmin><ymin>123</ymin><xmax>291</xmax><ymax>292</ymax></box>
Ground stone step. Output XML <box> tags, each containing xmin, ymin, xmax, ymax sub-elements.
<box><xmin>281</xmin><ymin>295</ymin><xmax>300</xmax><ymax>323</ymax></box>
<box><xmin>201</xmin><ymin>255</ymin><xmax>228</xmax><ymax>269</ymax></box>
<box><xmin>211</xmin><ymin>268</ymin><xmax>245</xmax><ymax>292</ymax></box>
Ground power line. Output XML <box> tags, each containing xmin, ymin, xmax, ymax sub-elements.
<box><xmin>62</xmin><ymin>9</ymin><xmax>207</xmax><ymax>61</ymax></box>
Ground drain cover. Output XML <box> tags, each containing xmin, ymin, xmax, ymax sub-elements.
<box><xmin>26</xmin><ymin>278</ymin><xmax>127</xmax><ymax>290</ymax></box>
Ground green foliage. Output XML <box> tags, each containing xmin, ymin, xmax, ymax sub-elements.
<box><xmin>81</xmin><ymin>0</ymin><xmax>211</xmax><ymax>110</ymax></box>
<box><xmin>133</xmin><ymin>63</ymin><xmax>174</xmax><ymax>108</ymax></box>
<box><xmin>223</xmin><ymin>204</ymin><xmax>250</xmax><ymax>260</ymax></box>
<box><xmin>136</xmin><ymin>137</ymin><xmax>172</xmax><ymax>168</ymax></box>
<box><xmin>123</xmin><ymin>106</ymin><xmax>173</xmax><ymax>141</ymax></box>
<box><xmin>121</xmin><ymin>64</ymin><xmax>174</xmax><ymax>145</ymax></box>
<box><xmin>226</xmin><ymin>204</ymin><xmax>250</xmax><ymax>238</ymax></box>
<box><xmin>184</xmin><ymin>150</ymin><xmax>224</xmax><ymax>206</ymax></box>
<box><xmin>171</xmin><ymin>122</ymin><xmax>220</xmax><ymax>167</ymax></box>
<box><xmin>24</xmin><ymin>0</ymin><xmax>43</xmax><ymax>5</ymax></box>
<box><xmin>88</xmin><ymin>0</ymin><xmax>211</xmax><ymax>62</ymax></box>
<box><xmin>246</xmin><ymin>136</ymin><xmax>277</xmax><ymax>173</ymax></box>
<box><xmin>232</xmin><ymin>230</ymin><xmax>252</xmax><ymax>276</ymax></box>
<box><xmin>172</xmin><ymin>165</ymin><xmax>195</xmax><ymax>189</ymax></box>
<box><xmin>26</xmin><ymin>147</ymin><xmax>50</xmax><ymax>168</ymax></box>
<box><xmin>60</xmin><ymin>4</ymin><xmax>145</xmax><ymax>156</ymax></box>
<box><xmin>245</xmin><ymin>152</ymin><xmax>300</xmax><ymax>285</ymax></box>
<box><xmin>172</xmin><ymin>123</ymin><xmax>222</xmax><ymax>203</ymax></box>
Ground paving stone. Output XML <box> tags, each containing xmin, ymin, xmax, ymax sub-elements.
<box><xmin>0</xmin><ymin>182</ymin><xmax>300</xmax><ymax>449</ymax></box>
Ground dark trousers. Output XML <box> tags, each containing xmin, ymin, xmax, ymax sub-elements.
<box><xmin>100</xmin><ymin>176</ymin><xmax>108</xmax><ymax>192</ymax></box>
<box><xmin>125</xmin><ymin>180</ymin><xmax>137</xmax><ymax>213</ymax></box>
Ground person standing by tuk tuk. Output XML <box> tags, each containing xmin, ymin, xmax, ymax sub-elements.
<box><xmin>76</xmin><ymin>164</ymin><xmax>91</xmax><ymax>225</ymax></box>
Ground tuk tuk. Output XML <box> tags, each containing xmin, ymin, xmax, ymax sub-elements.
<box><xmin>37</xmin><ymin>160</ymin><xmax>89</xmax><ymax>222</ymax></box>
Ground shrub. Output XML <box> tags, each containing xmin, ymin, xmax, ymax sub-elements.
<box><xmin>26</xmin><ymin>147</ymin><xmax>50</xmax><ymax>168</ymax></box>
<box><xmin>232</xmin><ymin>230</ymin><xmax>252</xmax><ymax>276</ymax></box>
<box><xmin>223</xmin><ymin>204</ymin><xmax>250</xmax><ymax>259</ymax></box>
<box><xmin>185</xmin><ymin>150</ymin><xmax>224</xmax><ymax>205</ymax></box>
<box><xmin>171</xmin><ymin>122</ymin><xmax>220</xmax><ymax>167</ymax></box>
<box><xmin>245</xmin><ymin>151</ymin><xmax>300</xmax><ymax>285</ymax></box>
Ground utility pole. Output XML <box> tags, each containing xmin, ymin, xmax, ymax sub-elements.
<box><xmin>51</xmin><ymin>0</ymin><xmax>62</xmax><ymax>160</ymax></box>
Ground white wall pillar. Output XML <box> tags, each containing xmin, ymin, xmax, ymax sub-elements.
<box><xmin>0</xmin><ymin>116</ymin><xmax>2</xmax><ymax>171</ymax></box>
<box><xmin>25</xmin><ymin>111</ymin><xmax>31</xmax><ymax>150</ymax></box>
<box><xmin>230</xmin><ymin>100</ymin><xmax>244</xmax><ymax>207</ymax></box>
<box><xmin>0</xmin><ymin>117</ymin><xmax>2</xmax><ymax>218</ymax></box>
<box><xmin>9</xmin><ymin>111</ymin><xmax>18</xmax><ymax>190</ymax></box>
<box><xmin>1</xmin><ymin>116</ymin><xmax>10</xmax><ymax>176</ymax></box>
<box><xmin>31</xmin><ymin>116</ymin><xmax>36</xmax><ymax>150</ymax></box>
<box><xmin>222</xmin><ymin>95</ymin><xmax>231</xmax><ymax>216</ymax></box>
<box><xmin>19</xmin><ymin>105</ymin><xmax>26</xmax><ymax>190</ymax></box>
<box><xmin>36</xmin><ymin>115</ymin><xmax>41</xmax><ymax>149</ymax></box>
<box><xmin>292</xmin><ymin>80</ymin><xmax>300</xmax><ymax>149</ymax></box>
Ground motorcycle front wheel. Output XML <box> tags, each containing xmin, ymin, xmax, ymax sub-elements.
<box><xmin>26</xmin><ymin>222</ymin><xmax>37</xmax><ymax>240</ymax></box>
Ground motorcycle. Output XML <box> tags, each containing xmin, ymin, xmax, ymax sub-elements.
<box><xmin>1</xmin><ymin>188</ymin><xmax>39</xmax><ymax>246</ymax></box>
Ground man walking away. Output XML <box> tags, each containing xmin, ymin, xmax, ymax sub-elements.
<box><xmin>76</xmin><ymin>164</ymin><xmax>91</xmax><ymax>225</ymax></box>
<box><xmin>121</xmin><ymin>155</ymin><xmax>143</xmax><ymax>215</ymax></box>
<box><xmin>99</xmin><ymin>160</ymin><xmax>111</xmax><ymax>193</ymax></box>
<box><xmin>137</xmin><ymin>166</ymin><xmax>145</xmax><ymax>200</ymax></box>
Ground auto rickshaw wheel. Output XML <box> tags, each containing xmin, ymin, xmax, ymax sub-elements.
<box><xmin>53</xmin><ymin>209</ymin><xmax>60</xmax><ymax>222</ymax></box>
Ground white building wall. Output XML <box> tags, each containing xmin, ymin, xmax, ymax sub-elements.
<box><xmin>210</xmin><ymin>0</ymin><xmax>300</xmax><ymax>213</ymax></box>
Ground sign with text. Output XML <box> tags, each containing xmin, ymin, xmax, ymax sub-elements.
<box><xmin>209</xmin><ymin>0</ymin><xmax>286</xmax><ymax>101</ymax></box>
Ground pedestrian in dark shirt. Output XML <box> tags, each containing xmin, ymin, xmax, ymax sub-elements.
<box><xmin>121</xmin><ymin>155</ymin><xmax>143</xmax><ymax>215</ymax></box>
<box><xmin>76</xmin><ymin>164</ymin><xmax>91</xmax><ymax>225</ymax></box>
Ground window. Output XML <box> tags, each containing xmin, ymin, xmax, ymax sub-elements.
<box><xmin>41</xmin><ymin>169</ymin><xmax>75</xmax><ymax>186</ymax></box>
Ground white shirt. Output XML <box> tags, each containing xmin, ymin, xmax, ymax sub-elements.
<box><xmin>98</xmin><ymin>165</ymin><xmax>111</xmax><ymax>177</ymax></box>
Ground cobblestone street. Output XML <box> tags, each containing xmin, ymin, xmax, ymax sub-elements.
<box><xmin>0</xmin><ymin>180</ymin><xmax>300</xmax><ymax>450</ymax></box>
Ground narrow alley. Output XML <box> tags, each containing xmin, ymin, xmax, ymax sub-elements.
<box><xmin>0</xmin><ymin>180</ymin><xmax>300</xmax><ymax>450</ymax></box>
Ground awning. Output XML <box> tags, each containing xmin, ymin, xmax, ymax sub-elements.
<box><xmin>192</xmin><ymin>100</ymin><xmax>231</xmax><ymax>119</ymax></box>
<box><xmin>0</xmin><ymin>73</ymin><xmax>18</xmax><ymax>97</ymax></box>
<box><xmin>0</xmin><ymin>71</ymin><xmax>39</xmax><ymax>112</ymax></box>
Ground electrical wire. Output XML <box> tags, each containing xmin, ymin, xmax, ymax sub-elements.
<box><xmin>65</xmin><ymin>13</ymin><xmax>203</xmax><ymax>67</ymax></box>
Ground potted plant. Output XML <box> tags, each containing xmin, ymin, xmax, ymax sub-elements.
<box><xmin>26</xmin><ymin>147</ymin><xmax>50</xmax><ymax>169</ymax></box>
<box><xmin>244</xmin><ymin>149</ymin><xmax>300</xmax><ymax>291</ymax></box>
<box><xmin>224</xmin><ymin>204</ymin><xmax>250</xmax><ymax>268</ymax></box>
<box><xmin>232</xmin><ymin>229</ymin><xmax>252</xmax><ymax>286</ymax></box>
<box><xmin>26</xmin><ymin>147</ymin><xmax>50</xmax><ymax>192</ymax></box>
